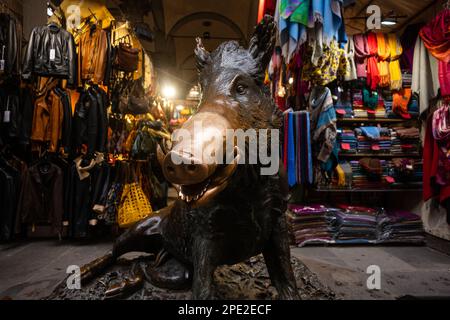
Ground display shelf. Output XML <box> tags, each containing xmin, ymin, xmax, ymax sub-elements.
<box><xmin>339</xmin><ymin>153</ymin><xmax>421</xmax><ymax>158</ymax></box>
<box><xmin>337</xmin><ymin>117</ymin><xmax>418</xmax><ymax>124</ymax></box>
<box><xmin>313</xmin><ymin>188</ymin><xmax>422</xmax><ymax>193</ymax></box>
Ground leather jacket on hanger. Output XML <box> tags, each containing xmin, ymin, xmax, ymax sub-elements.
<box><xmin>16</xmin><ymin>161</ymin><xmax>64</xmax><ymax>235</ymax></box>
<box><xmin>73</xmin><ymin>86</ymin><xmax>109</xmax><ymax>155</ymax></box>
<box><xmin>0</xmin><ymin>13</ymin><xmax>19</xmax><ymax>76</ymax></box>
<box><xmin>78</xmin><ymin>27</ymin><xmax>108</xmax><ymax>85</ymax></box>
<box><xmin>22</xmin><ymin>24</ymin><xmax>77</xmax><ymax>86</ymax></box>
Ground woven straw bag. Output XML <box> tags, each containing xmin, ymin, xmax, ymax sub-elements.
<box><xmin>117</xmin><ymin>181</ymin><xmax>153</xmax><ymax>228</ymax></box>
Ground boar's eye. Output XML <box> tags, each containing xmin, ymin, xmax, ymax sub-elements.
<box><xmin>235</xmin><ymin>83</ymin><xmax>247</xmax><ymax>95</ymax></box>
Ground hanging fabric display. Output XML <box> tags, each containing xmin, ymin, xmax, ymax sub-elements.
<box><xmin>419</xmin><ymin>8</ymin><xmax>450</xmax><ymax>96</ymax></box>
<box><xmin>387</xmin><ymin>33</ymin><xmax>403</xmax><ymax>91</ymax></box>
<box><xmin>366</xmin><ymin>32</ymin><xmax>380</xmax><ymax>91</ymax></box>
<box><xmin>376</xmin><ymin>33</ymin><xmax>391</xmax><ymax>87</ymax></box>
<box><xmin>353</xmin><ymin>33</ymin><xmax>369</xmax><ymax>79</ymax></box>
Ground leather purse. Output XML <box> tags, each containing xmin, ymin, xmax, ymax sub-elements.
<box><xmin>115</xmin><ymin>43</ymin><xmax>139</xmax><ymax>73</ymax></box>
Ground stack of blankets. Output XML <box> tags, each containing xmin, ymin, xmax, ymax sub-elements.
<box><xmin>287</xmin><ymin>204</ymin><xmax>425</xmax><ymax>247</ymax></box>
<box><xmin>335</xmin><ymin>96</ymin><xmax>353</xmax><ymax>118</ymax></box>
<box><xmin>286</xmin><ymin>205</ymin><xmax>336</xmax><ymax>246</ymax></box>
<box><xmin>331</xmin><ymin>205</ymin><xmax>379</xmax><ymax>243</ymax></box>
<box><xmin>334</xmin><ymin>87</ymin><xmax>419</xmax><ymax>120</ymax></box>
<box><xmin>337</xmin><ymin>129</ymin><xmax>358</xmax><ymax>153</ymax></box>
<box><xmin>386</xmin><ymin>159</ymin><xmax>423</xmax><ymax>185</ymax></box>
<box><xmin>355</xmin><ymin>127</ymin><xmax>392</xmax><ymax>153</ymax></box>
<box><xmin>390</xmin><ymin>127</ymin><xmax>420</xmax><ymax>155</ymax></box>
<box><xmin>337</xmin><ymin>126</ymin><xmax>420</xmax><ymax>156</ymax></box>
<box><xmin>385</xmin><ymin>96</ymin><xmax>419</xmax><ymax>119</ymax></box>
<box><xmin>325</xmin><ymin>158</ymin><xmax>423</xmax><ymax>190</ymax></box>
<box><xmin>378</xmin><ymin>210</ymin><xmax>425</xmax><ymax>244</ymax></box>
<box><xmin>349</xmin><ymin>160</ymin><xmax>389</xmax><ymax>189</ymax></box>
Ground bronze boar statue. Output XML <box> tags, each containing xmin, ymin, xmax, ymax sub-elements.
<box><xmin>79</xmin><ymin>15</ymin><xmax>299</xmax><ymax>300</ymax></box>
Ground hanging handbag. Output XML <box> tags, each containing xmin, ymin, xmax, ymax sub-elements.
<box><xmin>122</xmin><ymin>78</ymin><xmax>152</xmax><ymax>115</ymax></box>
<box><xmin>111</xmin><ymin>21</ymin><xmax>139</xmax><ymax>73</ymax></box>
<box><xmin>117</xmin><ymin>163</ymin><xmax>153</xmax><ymax>228</ymax></box>
<box><xmin>115</xmin><ymin>42</ymin><xmax>139</xmax><ymax>72</ymax></box>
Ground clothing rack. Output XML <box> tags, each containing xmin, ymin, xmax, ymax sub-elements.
<box><xmin>0</xmin><ymin>1</ymin><xmax>22</xmax><ymax>19</ymax></box>
<box><xmin>445</xmin><ymin>0</ymin><xmax>450</xmax><ymax>10</ymax></box>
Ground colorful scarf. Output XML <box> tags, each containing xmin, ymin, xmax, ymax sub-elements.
<box><xmin>388</xmin><ymin>33</ymin><xmax>403</xmax><ymax>91</ymax></box>
<box><xmin>344</xmin><ymin>37</ymin><xmax>357</xmax><ymax>81</ymax></box>
<box><xmin>366</xmin><ymin>32</ymin><xmax>380</xmax><ymax>91</ymax></box>
<box><xmin>392</xmin><ymin>88</ymin><xmax>412</xmax><ymax>120</ymax></box>
<box><xmin>419</xmin><ymin>9</ymin><xmax>450</xmax><ymax>63</ymax></box>
<box><xmin>439</xmin><ymin>60</ymin><xmax>450</xmax><ymax>97</ymax></box>
<box><xmin>432</xmin><ymin>103</ymin><xmax>450</xmax><ymax>142</ymax></box>
<box><xmin>354</xmin><ymin>34</ymin><xmax>369</xmax><ymax>78</ymax></box>
<box><xmin>376</xmin><ymin>33</ymin><xmax>390</xmax><ymax>87</ymax></box>
<box><xmin>280</xmin><ymin>0</ymin><xmax>310</xmax><ymax>26</ymax></box>
<box><xmin>420</xmin><ymin>9</ymin><xmax>450</xmax><ymax>97</ymax></box>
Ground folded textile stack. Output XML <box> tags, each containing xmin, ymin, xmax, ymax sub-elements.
<box><xmin>335</xmin><ymin>91</ymin><xmax>353</xmax><ymax>118</ymax></box>
<box><xmin>350</xmin><ymin>160</ymin><xmax>389</xmax><ymax>189</ymax></box>
<box><xmin>387</xmin><ymin>158</ymin><xmax>423</xmax><ymax>184</ymax></box>
<box><xmin>355</xmin><ymin>127</ymin><xmax>392</xmax><ymax>153</ymax></box>
<box><xmin>332</xmin><ymin>162</ymin><xmax>353</xmax><ymax>188</ymax></box>
<box><xmin>352</xmin><ymin>89</ymin><xmax>363</xmax><ymax>108</ymax></box>
<box><xmin>374</xmin><ymin>105</ymin><xmax>387</xmax><ymax>118</ymax></box>
<box><xmin>353</xmin><ymin>106</ymin><xmax>386</xmax><ymax>118</ymax></box>
<box><xmin>391</xmin><ymin>127</ymin><xmax>420</xmax><ymax>154</ymax></box>
<box><xmin>385</xmin><ymin>96</ymin><xmax>419</xmax><ymax>119</ymax></box>
<box><xmin>335</xmin><ymin>102</ymin><xmax>353</xmax><ymax>118</ymax></box>
<box><xmin>353</xmin><ymin>108</ymin><xmax>368</xmax><ymax>118</ymax></box>
<box><xmin>337</xmin><ymin>129</ymin><xmax>358</xmax><ymax>153</ymax></box>
<box><xmin>287</xmin><ymin>205</ymin><xmax>425</xmax><ymax>247</ymax></box>
<box><xmin>332</xmin><ymin>205</ymin><xmax>379</xmax><ymax>243</ymax></box>
<box><xmin>286</xmin><ymin>204</ymin><xmax>337</xmax><ymax>246</ymax></box>
<box><xmin>378</xmin><ymin>210</ymin><xmax>424</xmax><ymax>244</ymax></box>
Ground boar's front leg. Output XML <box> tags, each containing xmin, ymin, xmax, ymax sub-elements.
<box><xmin>80</xmin><ymin>207</ymin><xmax>171</xmax><ymax>284</ymax></box>
<box><xmin>263</xmin><ymin>215</ymin><xmax>300</xmax><ymax>300</ymax></box>
<box><xmin>191</xmin><ymin>238</ymin><xmax>218</xmax><ymax>300</ymax></box>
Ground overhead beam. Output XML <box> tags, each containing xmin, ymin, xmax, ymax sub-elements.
<box><xmin>394</xmin><ymin>0</ymin><xmax>439</xmax><ymax>32</ymax></box>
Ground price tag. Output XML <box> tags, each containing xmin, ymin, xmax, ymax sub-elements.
<box><xmin>385</xmin><ymin>176</ymin><xmax>395</xmax><ymax>184</ymax></box>
<box><xmin>3</xmin><ymin>110</ymin><xmax>10</xmax><ymax>123</ymax></box>
<box><xmin>50</xmin><ymin>49</ymin><xmax>56</xmax><ymax>61</ymax></box>
<box><xmin>341</xmin><ymin>143</ymin><xmax>351</xmax><ymax>151</ymax></box>
<box><xmin>371</xmin><ymin>144</ymin><xmax>381</xmax><ymax>151</ymax></box>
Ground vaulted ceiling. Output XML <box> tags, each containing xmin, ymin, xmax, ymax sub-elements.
<box><xmin>102</xmin><ymin>0</ymin><xmax>446</xmax><ymax>97</ymax></box>
<box><xmin>104</xmin><ymin>0</ymin><xmax>259</xmax><ymax>97</ymax></box>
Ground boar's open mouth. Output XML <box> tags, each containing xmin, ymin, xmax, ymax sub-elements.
<box><xmin>174</xmin><ymin>150</ymin><xmax>241</xmax><ymax>205</ymax></box>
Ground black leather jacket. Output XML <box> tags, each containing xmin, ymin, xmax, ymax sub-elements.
<box><xmin>22</xmin><ymin>24</ymin><xmax>76</xmax><ymax>86</ymax></box>
<box><xmin>0</xmin><ymin>13</ymin><xmax>19</xmax><ymax>76</ymax></box>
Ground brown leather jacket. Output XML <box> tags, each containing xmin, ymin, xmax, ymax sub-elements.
<box><xmin>16</xmin><ymin>162</ymin><xmax>64</xmax><ymax>235</ymax></box>
<box><xmin>78</xmin><ymin>28</ymin><xmax>108</xmax><ymax>85</ymax></box>
<box><xmin>31</xmin><ymin>79</ymin><xmax>64</xmax><ymax>152</ymax></box>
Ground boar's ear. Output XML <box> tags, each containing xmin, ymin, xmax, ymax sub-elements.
<box><xmin>195</xmin><ymin>37</ymin><xmax>211</xmax><ymax>73</ymax></box>
<box><xmin>248</xmin><ymin>15</ymin><xmax>276</xmax><ymax>71</ymax></box>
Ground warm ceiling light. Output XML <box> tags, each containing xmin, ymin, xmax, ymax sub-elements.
<box><xmin>381</xmin><ymin>17</ymin><xmax>397</xmax><ymax>26</ymax></box>
<box><xmin>162</xmin><ymin>86</ymin><xmax>176</xmax><ymax>99</ymax></box>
